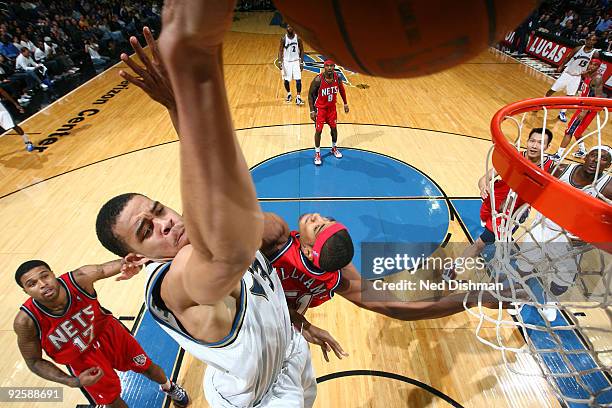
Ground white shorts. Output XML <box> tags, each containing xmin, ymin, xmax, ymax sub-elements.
<box><xmin>282</xmin><ymin>60</ymin><xmax>301</xmax><ymax>81</ymax></box>
<box><xmin>551</xmin><ymin>72</ymin><xmax>581</xmax><ymax>95</ymax></box>
<box><xmin>0</xmin><ymin>102</ymin><xmax>15</xmax><ymax>130</ymax></box>
<box><xmin>516</xmin><ymin>217</ymin><xmax>579</xmax><ymax>288</ymax></box>
<box><xmin>204</xmin><ymin>332</ymin><xmax>316</xmax><ymax>408</ymax></box>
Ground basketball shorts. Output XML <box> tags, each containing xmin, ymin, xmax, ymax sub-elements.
<box><xmin>516</xmin><ymin>217</ymin><xmax>579</xmax><ymax>288</ymax></box>
<box><xmin>0</xmin><ymin>102</ymin><xmax>15</xmax><ymax>131</ymax></box>
<box><xmin>551</xmin><ymin>72</ymin><xmax>581</xmax><ymax>95</ymax></box>
<box><xmin>67</xmin><ymin>318</ymin><xmax>152</xmax><ymax>405</ymax></box>
<box><xmin>315</xmin><ymin>106</ymin><xmax>337</xmax><ymax>132</ymax></box>
<box><xmin>204</xmin><ymin>329</ymin><xmax>316</xmax><ymax>408</ymax></box>
<box><xmin>282</xmin><ymin>60</ymin><xmax>301</xmax><ymax>81</ymax></box>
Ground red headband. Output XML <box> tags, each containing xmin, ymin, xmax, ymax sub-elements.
<box><xmin>312</xmin><ymin>223</ymin><xmax>347</xmax><ymax>269</ymax></box>
<box><xmin>324</xmin><ymin>59</ymin><xmax>335</xmax><ymax>66</ymax></box>
<box><xmin>592</xmin><ymin>58</ymin><xmax>602</xmax><ymax>66</ymax></box>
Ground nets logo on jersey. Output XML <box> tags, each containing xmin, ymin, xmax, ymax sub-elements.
<box><xmin>275</xmin><ymin>53</ymin><xmax>355</xmax><ymax>86</ymax></box>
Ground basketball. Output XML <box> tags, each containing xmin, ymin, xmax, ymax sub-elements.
<box><xmin>273</xmin><ymin>0</ymin><xmax>539</xmax><ymax>78</ymax></box>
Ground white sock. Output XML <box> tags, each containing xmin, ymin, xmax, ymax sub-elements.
<box><xmin>332</xmin><ymin>142</ymin><xmax>337</xmax><ymax>148</ymax></box>
<box><xmin>160</xmin><ymin>379</ymin><xmax>171</xmax><ymax>391</ymax></box>
<box><xmin>557</xmin><ymin>147</ymin><xmax>565</xmax><ymax>156</ymax></box>
<box><xmin>578</xmin><ymin>142</ymin><xmax>586</xmax><ymax>151</ymax></box>
<box><xmin>20</xmin><ymin>133</ymin><xmax>31</xmax><ymax>144</ymax></box>
<box><xmin>560</xmin><ymin>108</ymin><xmax>567</xmax><ymax>114</ymax></box>
<box><xmin>315</xmin><ymin>147</ymin><xmax>320</xmax><ymax>153</ymax></box>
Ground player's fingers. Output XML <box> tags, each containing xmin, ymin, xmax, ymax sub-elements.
<box><xmin>119</xmin><ymin>70</ymin><xmax>151</xmax><ymax>92</ymax></box>
<box><xmin>321</xmin><ymin>346</ymin><xmax>329</xmax><ymax>362</ymax></box>
<box><xmin>143</xmin><ymin>27</ymin><xmax>162</xmax><ymax>66</ymax></box>
<box><xmin>120</xmin><ymin>53</ymin><xmax>148</xmax><ymax>79</ymax></box>
<box><xmin>130</xmin><ymin>36</ymin><xmax>155</xmax><ymax>74</ymax></box>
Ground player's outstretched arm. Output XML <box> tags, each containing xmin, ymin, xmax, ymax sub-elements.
<box><xmin>159</xmin><ymin>0</ymin><xmax>263</xmax><ymax>305</ymax></box>
<box><xmin>13</xmin><ymin>311</ymin><xmax>103</xmax><ymax>387</ymax></box>
<box><xmin>288</xmin><ymin>308</ymin><xmax>348</xmax><ymax>362</ymax></box>
<box><xmin>337</xmin><ymin>263</ymin><xmax>507</xmax><ymax>321</ymax></box>
<box><xmin>71</xmin><ymin>259</ymin><xmax>142</xmax><ymax>293</ymax></box>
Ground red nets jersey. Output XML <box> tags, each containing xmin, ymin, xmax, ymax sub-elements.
<box><xmin>578</xmin><ymin>75</ymin><xmax>593</xmax><ymax>97</ymax></box>
<box><xmin>270</xmin><ymin>231</ymin><xmax>342</xmax><ymax>314</ymax></box>
<box><xmin>480</xmin><ymin>152</ymin><xmax>554</xmax><ymax>231</ymax></box>
<box><xmin>315</xmin><ymin>72</ymin><xmax>341</xmax><ymax>109</ymax></box>
<box><xmin>21</xmin><ymin>272</ymin><xmax>115</xmax><ymax>365</ymax></box>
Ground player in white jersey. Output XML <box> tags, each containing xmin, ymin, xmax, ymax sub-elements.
<box><xmin>95</xmin><ymin>4</ymin><xmax>319</xmax><ymax>407</ymax></box>
<box><xmin>516</xmin><ymin>145</ymin><xmax>611</xmax><ymax>321</ymax></box>
<box><xmin>278</xmin><ymin>24</ymin><xmax>304</xmax><ymax>106</ymax></box>
<box><xmin>546</xmin><ymin>34</ymin><xmax>600</xmax><ymax>122</ymax></box>
<box><xmin>0</xmin><ymin>87</ymin><xmax>33</xmax><ymax>151</ymax></box>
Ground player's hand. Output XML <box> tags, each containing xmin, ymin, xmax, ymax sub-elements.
<box><xmin>479</xmin><ymin>184</ymin><xmax>490</xmax><ymax>200</ymax></box>
<box><xmin>555</xmin><ymin>65</ymin><xmax>564</xmax><ymax>73</ymax></box>
<box><xmin>116</xmin><ymin>258</ymin><xmax>142</xmax><ymax>281</ymax></box>
<box><xmin>344</xmin><ymin>104</ymin><xmax>349</xmax><ymax>113</ymax></box>
<box><xmin>16</xmin><ymin>105</ymin><xmax>24</xmax><ymax>114</ymax></box>
<box><xmin>160</xmin><ymin>0</ymin><xmax>236</xmax><ymax>52</ymax></box>
<box><xmin>77</xmin><ymin>367</ymin><xmax>104</xmax><ymax>387</ymax></box>
<box><xmin>310</xmin><ymin>111</ymin><xmax>316</xmax><ymax>122</ymax></box>
<box><xmin>119</xmin><ymin>27</ymin><xmax>175</xmax><ymax>112</ymax></box>
<box><xmin>302</xmin><ymin>324</ymin><xmax>348</xmax><ymax>362</ymax></box>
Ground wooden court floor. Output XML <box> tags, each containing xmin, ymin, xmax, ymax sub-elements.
<box><xmin>1</xmin><ymin>12</ymin><xmax>610</xmax><ymax>408</ymax></box>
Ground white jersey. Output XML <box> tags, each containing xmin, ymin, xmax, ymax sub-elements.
<box><xmin>564</xmin><ymin>46</ymin><xmax>598</xmax><ymax>76</ymax></box>
<box><xmin>283</xmin><ymin>34</ymin><xmax>300</xmax><ymax>62</ymax></box>
<box><xmin>145</xmin><ymin>251</ymin><xmax>293</xmax><ymax>406</ymax></box>
<box><xmin>541</xmin><ymin>163</ymin><xmax>611</xmax><ymax>233</ymax></box>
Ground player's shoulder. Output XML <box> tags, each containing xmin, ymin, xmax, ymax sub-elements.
<box><xmin>13</xmin><ymin>308</ymin><xmax>37</xmax><ymax>333</ymax></box>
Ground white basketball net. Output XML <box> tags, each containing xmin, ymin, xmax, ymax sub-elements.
<box><xmin>464</xmin><ymin>104</ymin><xmax>612</xmax><ymax>407</ymax></box>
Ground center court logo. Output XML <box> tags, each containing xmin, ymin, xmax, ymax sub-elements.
<box><xmin>274</xmin><ymin>53</ymin><xmax>355</xmax><ymax>86</ymax></box>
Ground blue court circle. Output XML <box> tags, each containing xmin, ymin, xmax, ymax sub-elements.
<box><xmin>251</xmin><ymin>148</ymin><xmax>451</xmax><ymax>278</ymax></box>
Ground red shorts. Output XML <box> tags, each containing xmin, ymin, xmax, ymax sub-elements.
<box><xmin>67</xmin><ymin>318</ymin><xmax>151</xmax><ymax>404</ymax></box>
<box><xmin>315</xmin><ymin>106</ymin><xmax>337</xmax><ymax>132</ymax></box>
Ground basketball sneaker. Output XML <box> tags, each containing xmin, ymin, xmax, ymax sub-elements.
<box><xmin>573</xmin><ymin>149</ymin><xmax>586</xmax><ymax>158</ymax></box>
<box><xmin>160</xmin><ymin>381</ymin><xmax>190</xmax><ymax>407</ymax></box>
<box><xmin>551</xmin><ymin>153</ymin><xmax>562</xmax><ymax>161</ymax></box>
<box><xmin>25</xmin><ymin>142</ymin><xmax>34</xmax><ymax>152</ymax></box>
<box><xmin>558</xmin><ymin>112</ymin><xmax>567</xmax><ymax>122</ymax></box>
<box><xmin>295</xmin><ymin>96</ymin><xmax>304</xmax><ymax>105</ymax></box>
<box><xmin>285</xmin><ymin>93</ymin><xmax>292</xmax><ymax>103</ymax></box>
<box><xmin>314</xmin><ymin>151</ymin><xmax>322</xmax><ymax>165</ymax></box>
<box><xmin>331</xmin><ymin>146</ymin><xmax>342</xmax><ymax>158</ymax></box>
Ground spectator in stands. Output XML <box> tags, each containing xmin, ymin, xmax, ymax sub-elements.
<box><xmin>15</xmin><ymin>48</ymin><xmax>48</xmax><ymax>90</ymax></box>
<box><xmin>595</xmin><ymin>16</ymin><xmax>612</xmax><ymax>33</ymax></box>
<box><xmin>0</xmin><ymin>54</ymin><xmax>31</xmax><ymax>105</ymax></box>
<box><xmin>19</xmin><ymin>34</ymin><xmax>35</xmax><ymax>53</ymax></box>
<box><xmin>85</xmin><ymin>40</ymin><xmax>110</xmax><ymax>72</ymax></box>
<box><xmin>561</xmin><ymin>10</ymin><xmax>576</xmax><ymax>26</ymax></box>
<box><xmin>0</xmin><ymin>35</ymin><xmax>19</xmax><ymax>59</ymax></box>
<box><xmin>33</xmin><ymin>40</ymin><xmax>46</xmax><ymax>62</ymax></box>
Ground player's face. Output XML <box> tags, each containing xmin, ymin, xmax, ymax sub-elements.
<box><xmin>21</xmin><ymin>266</ymin><xmax>61</xmax><ymax>302</ymax></box>
<box><xmin>587</xmin><ymin>35</ymin><xmax>597</xmax><ymax>47</ymax></box>
<box><xmin>586</xmin><ymin>60</ymin><xmax>600</xmax><ymax>75</ymax></box>
<box><xmin>286</xmin><ymin>25</ymin><xmax>294</xmax><ymax>35</ymax></box>
<box><xmin>324</xmin><ymin>63</ymin><xmax>335</xmax><ymax>75</ymax></box>
<box><xmin>298</xmin><ymin>213</ymin><xmax>337</xmax><ymax>248</ymax></box>
<box><xmin>526</xmin><ymin>132</ymin><xmax>550</xmax><ymax>160</ymax></box>
<box><xmin>112</xmin><ymin>195</ymin><xmax>189</xmax><ymax>260</ymax></box>
<box><xmin>584</xmin><ymin>149</ymin><xmax>612</xmax><ymax>175</ymax></box>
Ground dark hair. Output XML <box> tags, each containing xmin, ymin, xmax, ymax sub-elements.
<box><xmin>96</xmin><ymin>193</ymin><xmax>141</xmax><ymax>257</ymax></box>
<box><xmin>529</xmin><ymin>127</ymin><xmax>553</xmax><ymax>145</ymax></box>
<box><xmin>20</xmin><ymin>46</ymin><xmax>28</xmax><ymax>52</ymax></box>
<box><xmin>15</xmin><ymin>260</ymin><xmax>50</xmax><ymax>287</ymax></box>
<box><xmin>319</xmin><ymin>230</ymin><xmax>354</xmax><ymax>271</ymax></box>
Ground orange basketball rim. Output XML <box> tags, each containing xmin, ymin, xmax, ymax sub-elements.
<box><xmin>491</xmin><ymin>97</ymin><xmax>612</xmax><ymax>252</ymax></box>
